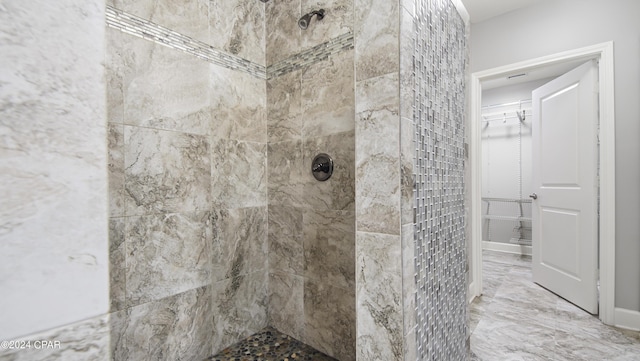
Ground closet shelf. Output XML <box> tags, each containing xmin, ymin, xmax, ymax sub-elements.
<box><xmin>482</xmin><ymin>197</ymin><xmax>532</xmax><ymax>204</ymax></box>
<box><xmin>482</xmin><ymin>197</ymin><xmax>532</xmax><ymax>245</ymax></box>
<box><xmin>483</xmin><ymin>214</ymin><xmax>531</xmax><ymax>222</ymax></box>
<box><xmin>509</xmin><ymin>237</ymin><xmax>532</xmax><ymax>246</ymax></box>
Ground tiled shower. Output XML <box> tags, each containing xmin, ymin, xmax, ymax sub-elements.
<box><xmin>107</xmin><ymin>0</ymin><xmax>466</xmax><ymax>360</ymax></box>
<box><xmin>0</xmin><ymin>0</ymin><xmax>467</xmax><ymax>360</ymax></box>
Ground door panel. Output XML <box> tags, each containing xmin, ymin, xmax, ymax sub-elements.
<box><xmin>539</xmin><ymin>207</ymin><xmax>580</xmax><ymax>278</ymax></box>
<box><xmin>532</xmin><ymin>60</ymin><xmax>599</xmax><ymax>314</ymax></box>
<box><xmin>540</xmin><ymin>84</ymin><xmax>580</xmax><ymax>186</ymax></box>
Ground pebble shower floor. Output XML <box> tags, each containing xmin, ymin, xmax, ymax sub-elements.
<box><xmin>208</xmin><ymin>327</ymin><xmax>337</xmax><ymax>361</ymax></box>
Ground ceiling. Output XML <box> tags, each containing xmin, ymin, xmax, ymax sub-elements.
<box><xmin>460</xmin><ymin>0</ymin><xmax>584</xmax><ymax>89</ymax></box>
<box><xmin>460</xmin><ymin>0</ymin><xmax>545</xmax><ymax>23</ymax></box>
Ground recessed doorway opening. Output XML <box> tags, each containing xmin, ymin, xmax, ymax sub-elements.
<box><xmin>468</xmin><ymin>42</ymin><xmax>616</xmax><ymax>324</ymax></box>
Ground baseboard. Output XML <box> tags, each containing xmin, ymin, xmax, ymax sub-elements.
<box><xmin>482</xmin><ymin>241</ymin><xmax>532</xmax><ymax>256</ymax></box>
<box><xmin>614</xmin><ymin>308</ymin><xmax>640</xmax><ymax>331</ymax></box>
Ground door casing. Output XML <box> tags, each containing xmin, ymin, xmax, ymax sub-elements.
<box><xmin>468</xmin><ymin>42</ymin><xmax>616</xmax><ymax>325</ymax></box>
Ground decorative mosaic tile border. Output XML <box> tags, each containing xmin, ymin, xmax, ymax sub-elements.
<box><xmin>266</xmin><ymin>32</ymin><xmax>354</xmax><ymax>78</ymax></box>
<box><xmin>105</xmin><ymin>5</ymin><xmax>267</xmax><ymax>79</ymax></box>
<box><xmin>105</xmin><ymin>5</ymin><xmax>353</xmax><ymax>80</ymax></box>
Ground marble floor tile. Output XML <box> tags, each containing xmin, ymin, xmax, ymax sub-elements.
<box><xmin>470</xmin><ymin>250</ymin><xmax>640</xmax><ymax>361</ymax></box>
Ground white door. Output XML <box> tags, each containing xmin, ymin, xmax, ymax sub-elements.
<box><xmin>531</xmin><ymin>60</ymin><xmax>599</xmax><ymax>314</ymax></box>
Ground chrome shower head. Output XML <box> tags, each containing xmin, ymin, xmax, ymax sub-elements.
<box><xmin>298</xmin><ymin>9</ymin><xmax>325</xmax><ymax>30</ymax></box>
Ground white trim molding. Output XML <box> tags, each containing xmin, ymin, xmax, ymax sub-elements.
<box><xmin>451</xmin><ymin>0</ymin><xmax>471</xmax><ymax>24</ymax></box>
<box><xmin>615</xmin><ymin>308</ymin><xmax>640</xmax><ymax>331</ymax></box>
<box><xmin>469</xmin><ymin>42</ymin><xmax>616</xmax><ymax>325</ymax></box>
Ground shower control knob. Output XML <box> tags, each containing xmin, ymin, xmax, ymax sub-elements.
<box><xmin>311</xmin><ymin>153</ymin><xmax>333</xmax><ymax>181</ymax></box>
<box><xmin>529</xmin><ymin>193</ymin><xmax>538</xmax><ymax>200</ymax></box>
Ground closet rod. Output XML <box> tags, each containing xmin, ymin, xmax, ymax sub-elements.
<box><xmin>482</xmin><ymin>109</ymin><xmax>528</xmax><ymax>123</ymax></box>
<box><xmin>482</xmin><ymin>99</ymin><xmax>532</xmax><ymax>110</ymax></box>
<box><xmin>482</xmin><ymin>108</ymin><xmax>531</xmax><ymax>118</ymax></box>
<box><xmin>482</xmin><ymin>115</ymin><xmax>523</xmax><ymax>124</ymax></box>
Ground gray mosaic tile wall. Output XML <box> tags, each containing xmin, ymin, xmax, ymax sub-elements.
<box><xmin>412</xmin><ymin>0</ymin><xmax>468</xmax><ymax>360</ymax></box>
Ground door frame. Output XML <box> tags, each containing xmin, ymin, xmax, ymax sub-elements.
<box><xmin>468</xmin><ymin>42</ymin><xmax>616</xmax><ymax>325</ymax></box>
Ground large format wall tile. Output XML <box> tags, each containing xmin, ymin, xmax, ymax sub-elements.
<box><xmin>105</xmin><ymin>1</ymin><xmax>273</xmax><ymax>359</ymax></box>
<box><xmin>266</xmin><ymin>4</ymin><xmax>357</xmax><ymax>355</ymax></box>
<box><xmin>124</xmin><ymin>126</ymin><xmax>211</xmax><ymax>216</ymax></box>
<box><xmin>211</xmin><ymin>139</ymin><xmax>267</xmax><ymax>209</ymax></box>
<box><xmin>266</xmin><ymin>0</ymin><xmax>302</xmax><ymax>65</ymax></box>
<box><xmin>356</xmin><ymin>231</ymin><xmax>403</xmax><ymax>361</ymax></box>
<box><xmin>355</xmin><ymin>73</ymin><xmax>400</xmax><ymax>235</ymax></box>
<box><xmin>106</xmin><ymin>29</ymin><xmax>127</xmax><ymax>125</ymax></box>
<box><xmin>208</xmin><ymin>0</ymin><xmax>265</xmax><ymax>65</ymax></box>
<box><xmin>267</xmin><ymin>70</ymin><xmax>302</xmax><ymax>143</ymax></box>
<box><xmin>400</xmin><ymin>116</ymin><xmax>415</xmax><ymax>226</ymax></box>
<box><xmin>304</xmin><ymin>279</ymin><xmax>356</xmax><ymax>361</ymax></box>
<box><xmin>123</xmin><ymin>38</ymin><xmax>212</xmax><ymax>136</ymax></box>
<box><xmin>268</xmin><ymin>272</ymin><xmax>305</xmax><ymax>340</ymax></box>
<box><xmin>112</xmin><ymin>286</ymin><xmax>213</xmax><ymax>361</ymax></box>
<box><xmin>211</xmin><ymin>65</ymin><xmax>267</xmax><ymax>143</ymax></box>
<box><xmin>211</xmin><ymin>271</ymin><xmax>269</xmax><ymax>354</ymax></box>
<box><xmin>109</xmin><ymin>309</ymin><xmax>128</xmax><ymax>361</ymax></box>
<box><xmin>267</xmin><ymin>140</ymin><xmax>304</xmax><ymax>206</ymax></box>
<box><xmin>108</xmin><ymin>123</ymin><xmax>125</xmax><ymax>217</ymax></box>
<box><xmin>399</xmin><ymin>7</ymin><xmax>415</xmax><ymax>123</ymax></box>
<box><xmin>211</xmin><ymin>206</ymin><xmax>268</xmax><ymax>282</ymax></box>
<box><xmin>268</xmin><ymin>205</ymin><xmax>304</xmax><ymax>275</ymax></box>
<box><xmin>301</xmin><ymin>50</ymin><xmax>355</xmax><ymax>137</ymax></box>
<box><xmin>303</xmin><ymin>131</ymin><xmax>355</xmax><ymax>212</ymax></box>
<box><xmin>354</xmin><ymin>0</ymin><xmax>399</xmax><ymax>81</ymax></box>
<box><xmin>112</xmin><ymin>0</ymin><xmax>210</xmax><ymax>43</ymax></box>
<box><xmin>109</xmin><ymin>217</ymin><xmax>126</xmax><ymax>312</ymax></box>
<box><xmin>303</xmin><ymin>209</ymin><xmax>355</xmax><ymax>290</ymax></box>
<box><xmin>125</xmin><ymin>211</ymin><xmax>211</xmax><ymax>306</ymax></box>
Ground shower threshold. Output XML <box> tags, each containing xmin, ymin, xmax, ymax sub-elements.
<box><xmin>208</xmin><ymin>327</ymin><xmax>338</xmax><ymax>361</ymax></box>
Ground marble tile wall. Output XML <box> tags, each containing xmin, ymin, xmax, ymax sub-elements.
<box><xmin>353</xmin><ymin>1</ymin><xmax>403</xmax><ymax>360</ymax></box>
<box><xmin>0</xmin><ymin>0</ymin><xmax>110</xmax><ymax>357</ymax></box>
<box><xmin>354</xmin><ymin>1</ymin><xmax>468</xmax><ymax>360</ymax></box>
<box><xmin>265</xmin><ymin>0</ymin><xmax>354</xmax><ymax>66</ymax></box>
<box><xmin>265</xmin><ymin>2</ymin><xmax>356</xmax><ymax>359</ymax></box>
<box><xmin>106</xmin><ymin>0</ymin><xmax>268</xmax><ymax>358</ymax></box>
<box><xmin>265</xmin><ymin>58</ymin><xmax>357</xmax><ymax>361</ymax></box>
<box><xmin>111</xmin><ymin>286</ymin><xmax>213</xmax><ymax>360</ymax></box>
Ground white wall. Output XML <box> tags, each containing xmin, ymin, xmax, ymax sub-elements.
<box><xmin>471</xmin><ymin>0</ymin><xmax>640</xmax><ymax>311</ymax></box>
<box><xmin>0</xmin><ymin>1</ymin><xmax>109</xmax><ymax>340</ymax></box>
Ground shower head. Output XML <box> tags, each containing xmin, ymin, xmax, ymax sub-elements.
<box><xmin>298</xmin><ymin>9</ymin><xmax>325</xmax><ymax>30</ymax></box>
